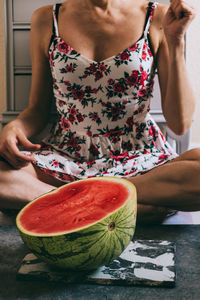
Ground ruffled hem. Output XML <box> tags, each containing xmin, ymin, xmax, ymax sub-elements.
<box><xmin>23</xmin><ymin>146</ymin><xmax>178</xmax><ymax>183</ymax></box>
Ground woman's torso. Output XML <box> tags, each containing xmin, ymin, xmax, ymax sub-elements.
<box><xmin>40</xmin><ymin>1</ymin><xmax>172</xmax><ymax>163</ymax></box>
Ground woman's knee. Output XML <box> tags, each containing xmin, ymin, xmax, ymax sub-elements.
<box><xmin>0</xmin><ymin>160</ymin><xmax>38</xmax><ymax>179</ymax></box>
<box><xmin>173</xmin><ymin>148</ymin><xmax>200</xmax><ymax>165</ymax></box>
<box><xmin>187</xmin><ymin>148</ymin><xmax>200</xmax><ymax>162</ymax></box>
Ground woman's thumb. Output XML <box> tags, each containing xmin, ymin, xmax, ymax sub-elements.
<box><xmin>18</xmin><ymin>133</ymin><xmax>41</xmax><ymax>151</ymax></box>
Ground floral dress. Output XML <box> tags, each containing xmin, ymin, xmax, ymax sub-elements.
<box><xmin>27</xmin><ymin>1</ymin><xmax>178</xmax><ymax>183</ymax></box>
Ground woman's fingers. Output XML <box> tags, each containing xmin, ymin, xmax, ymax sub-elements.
<box><xmin>0</xmin><ymin>151</ymin><xmax>28</xmax><ymax>169</ymax></box>
<box><xmin>137</xmin><ymin>203</ymin><xmax>174</xmax><ymax>224</ymax></box>
<box><xmin>0</xmin><ymin>135</ymin><xmax>38</xmax><ymax>169</ymax></box>
<box><xmin>169</xmin><ymin>0</ymin><xmax>196</xmax><ymax>20</ymax></box>
<box><xmin>18</xmin><ymin>133</ymin><xmax>41</xmax><ymax>151</ymax></box>
<box><xmin>3</xmin><ymin>145</ymin><xmax>34</xmax><ymax>169</ymax></box>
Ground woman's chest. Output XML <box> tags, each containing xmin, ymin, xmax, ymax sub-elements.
<box><xmin>57</xmin><ymin>6</ymin><xmax>160</xmax><ymax>63</ymax></box>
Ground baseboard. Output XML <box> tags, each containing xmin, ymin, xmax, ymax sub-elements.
<box><xmin>189</xmin><ymin>143</ymin><xmax>200</xmax><ymax>149</ymax></box>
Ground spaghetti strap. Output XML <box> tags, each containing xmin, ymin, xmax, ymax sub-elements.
<box><xmin>36</xmin><ymin>0</ymin><xmax>177</xmax><ymax>183</ymax></box>
<box><xmin>144</xmin><ymin>1</ymin><xmax>158</xmax><ymax>38</ymax></box>
<box><xmin>52</xmin><ymin>3</ymin><xmax>62</xmax><ymax>37</ymax></box>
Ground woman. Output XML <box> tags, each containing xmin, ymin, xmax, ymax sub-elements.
<box><xmin>0</xmin><ymin>0</ymin><xmax>198</xmax><ymax>223</ymax></box>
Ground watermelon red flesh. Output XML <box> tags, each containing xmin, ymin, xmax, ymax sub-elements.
<box><xmin>19</xmin><ymin>179</ymin><xmax>129</xmax><ymax>234</ymax></box>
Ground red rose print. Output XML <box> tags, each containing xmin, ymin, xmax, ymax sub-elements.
<box><xmin>58</xmin><ymin>100</ymin><xmax>65</xmax><ymax>106</ymax></box>
<box><xmin>77</xmin><ymin>114</ymin><xmax>84</xmax><ymax>122</ymax></box>
<box><xmin>95</xmin><ymin>71</ymin><xmax>103</xmax><ymax>80</ymax></box>
<box><xmin>111</xmin><ymin>136</ymin><xmax>119</xmax><ymax>143</ymax></box>
<box><xmin>149</xmin><ymin>125</ymin><xmax>156</xmax><ymax>137</ymax></box>
<box><xmin>158</xmin><ymin>154</ymin><xmax>168</xmax><ymax>160</ymax></box>
<box><xmin>88</xmin><ymin>64</ymin><xmax>97</xmax><ymax>72</ymax></box>
<box><xmin>138</xmin><ymin>105</ymin><xmax>144</xmax><ymax>113</ymax></box>
<box><xmin>126</xmin><ymin>70</ymin><xmax>139</xmax><ymax>86</ymax></box>
<box><xmin>138</xmin><ymin>86</ymin><xmax>148</xmax><ymax>97</ymax></box>
<box><xmin>128</xmin><ymin>154</ymin><xmax>139</xmax><ymax>160</ymax></box>
<box><xmin>98</xmin><ymin>64</ymin><xmax>107</xmax><ymax>72</ymax></box>
<box><xmin>120</xmin><ymin>52</ymin><xmax>130</xmax><ymax>61</ymax></box>
<box><xmin>143</xmin><ymin>150</ymin><xmax>149</xmax><ymax>154</ymax></box>
<box><xmin>57</xmin><ymin>41</ymin><xmax>72</xmax><ymax>54</ymax></box>
<box><xmin>49</xmin><ymin>52</ymin><xmax>54</xmax><ymax>67</ymax></box>
<box><xmin>143</xmin><ymin>42</ymin><xmax>147</xmax><ymax>51</ymax></box>
<box><xmin>142</xmin><ymin>51</ymin><xmax>147</xmax><ymax>60</ymax></box>
<box><xmin>91</xmin><ymin>113</ymin><xmax>98</xmax><ymax>120</ymax></box>
<box><xmin>128</xmin><ymin>44</ymin><xmax>138</xmax><ymax>51</ymax></box>
<box><xmin>64</xmin><ymin>80</ymin><xmax>70</xmax><ymax>86</ymax></box>
<box><xmin>122</xmin><ymin>141</ymin><xmax>133</xmax><ymax>151</ymax></box>
<box><xmin>69</xmin><ymin>106</ymin><xmax>77</xmax><ymax>115</ymax></box>
<box><xmin>85</xmin><ymin>86</ymin><xmax>92</xmax><ymax>92</ymax></box>
<box><xmin>86</xmin><ymin>160</ymin><xmax>95</xmax><ymax>166</ymax></box>
<box><xmin>103</xmin><ymin>130</ymin><xmax>122</xmax><ymax>138</ymax></box>
<box><xmin>111</xmin><ymin>152</ymin><xmax>128</xmax><ymax>161</ymax></box>
<box><xmin>93</xmin><ymin>88</ymin><xmax>98</xmax><ymax>94</ymax></box>
<box><xmin>156</xmin><ymin>153</ymin><xmax>169</xmax><ymax>165</ymax></box>
<box><xmin>69</xmin><ymin>114</ymin><xmax>76</xmax><ymax>123</ymax></box>
<box><xmin>126</xmin><ymin>116</ymin><xmax>134</xmax><ymax>127</ymax></box>
<box><xmin>113</xmin><ymin>82</ymin><xmax>126</xmax><ymax>93</ymax></box>
<box><xmin>108</xmin><ymin>78</ymin><xmax>114</xmax><ymax>85</ymax></box>
<box><xmin>158</xmin><ymin>130</ymin><xmax>166</xmax><ymax>142</ymax></box>
<box><xmin>72</xmin><ymin>89</ymin><xmax>85</xmax><ymax>100</ymax></box>
<box><xmin>111</xmin><ymin>107</ymin><xmax>122</xmax><ymax>121</ymax></box>
<box><xmin>148</xmin><ymin>48</ymin><xmax>153</xmax><ymax>57</ymax></box>
<box><xmin>67</xmin><ymin>137</ymin><xmax>79</xmax><ymax>148</ymax></box>
<box><xmin>51</xmin><ymin>160</ymin><xmax>59</xmax><ymax>167</ymax></box>
<box><xmin>87</xmin><ymin>130</ymin><xmax>92</xmax><ymax>137</ymax></box>
<box><xmin>66</xmin><ymin>65</ymin><xmax>74</xmax><ymax>72</ymax></box>
<box><xmin>140</xmin><ymin>70</ymin><xmax>148</xmax><ymax>85</ymax></box>
<box><xmin>61</xmin><ymin>116</ymin><xmax>70</xmax><ymax>130</ymax></box>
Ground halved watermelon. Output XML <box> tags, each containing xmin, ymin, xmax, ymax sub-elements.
<box><xmin>16</xmin><ymin>177</ymin><xmax>137</xmax><ymax>270</ymax></box>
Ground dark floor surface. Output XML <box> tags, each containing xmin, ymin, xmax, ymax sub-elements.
<box><xmin>0</xmin><ymin>225</ymin><xmax>200</xmax><ymax>300</ymax></box>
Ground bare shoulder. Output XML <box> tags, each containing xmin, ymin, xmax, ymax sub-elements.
<box><xmin>30</xmin><ymin>5</ymin><xmax>53</xmax><ymax>56</ymax></box>
<box><xmin>31</xmin><ymin>5</ymin><xmax>53</xmax><ymax>28</ymax></box>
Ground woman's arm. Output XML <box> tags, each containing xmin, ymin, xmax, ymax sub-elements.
<box><xmin>0</xmin><ymin>6</ymin><xmax>53</xmax><ymax>168</ymax></box>
<box><xmin>156</xmin><ymin>0</ymin><xmax>196</xmax><ymax>135</ymax></box>
<box><xmin>10</xmin><ymin>6</ymin><xmax>53</xmax><ymax>137</ymax></box>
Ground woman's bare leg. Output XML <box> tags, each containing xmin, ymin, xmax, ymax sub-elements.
<box><xmin>1</xmin><ymin>147</ymin><xmax>200</xmax><ymax>223</ymax></box>
<box><xmin>0</xmin><ymin>161</ymin><xmax>65</xmax><ymax>210</ymax></box>
<box><xmin>129</xmin><ymin>148</ymin><xmax>200</xmax><ymax>212</ymax></box>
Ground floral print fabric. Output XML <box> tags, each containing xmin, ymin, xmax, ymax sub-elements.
<box><xmin>27</xmin><ymin>1</ymin><xmax>178</xmax><ymax>182</ymax></box>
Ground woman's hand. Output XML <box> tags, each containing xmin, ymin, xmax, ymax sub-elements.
<box><xmin>163</xmin><ymin>0</ymin><xmax>196</xmax><ymax>45</ymax></box>
<box><xmin>137</xmin><ymin>203</ymin><xmax>176</xmax><ymax>224</ymax></box>
<box><xmin>0</xmin><ymin>123</ymin><xmax>41</xmax><ymax>169</ymax></box>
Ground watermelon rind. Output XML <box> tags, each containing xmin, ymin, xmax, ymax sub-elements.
<box><xmin>16</xmin><ymin>177</ymin><xmax>137</xmax><ymax>270</ymax></box>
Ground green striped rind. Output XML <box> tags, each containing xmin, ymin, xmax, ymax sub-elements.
<box><xmin>17</xmin><ymin>179</ymin><xmax>137</xmax><ymax>270</ymax></box>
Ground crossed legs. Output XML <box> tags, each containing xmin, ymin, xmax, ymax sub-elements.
<box><xmin>0</xmin><ymin>148</ymin><xmax>200</xmax><ymax>223</ymax></box>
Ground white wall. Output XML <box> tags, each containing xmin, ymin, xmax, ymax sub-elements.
<box><xmin>186</xmin><ymin>0</ymin><xmax>200</xmax><ymax>147</ymax></box>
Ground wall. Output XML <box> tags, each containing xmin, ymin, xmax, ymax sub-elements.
<box><xmin>0</xmin><ymin>0</ymin><xmax>200</xmax><ymax>146</ymax></box>
<box><xmin>0</xmin><ymin>0</ymin><xmax>6</xmax><ymax>121</ymax></box>
<box><xmin>186</xmin><ymin>0</ymin><xmax>200</xmax><ymax>146</ymax></box>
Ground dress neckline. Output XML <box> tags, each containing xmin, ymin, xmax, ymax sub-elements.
<box><xmin>51</xmin><ymin>1</ymin><xmax>156</xmax><ymax>64</ymax></box>
<box><xmin>55</xmin><ymin>34</ymin><xmax>145</xmax><ymax>64</ymax></box>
